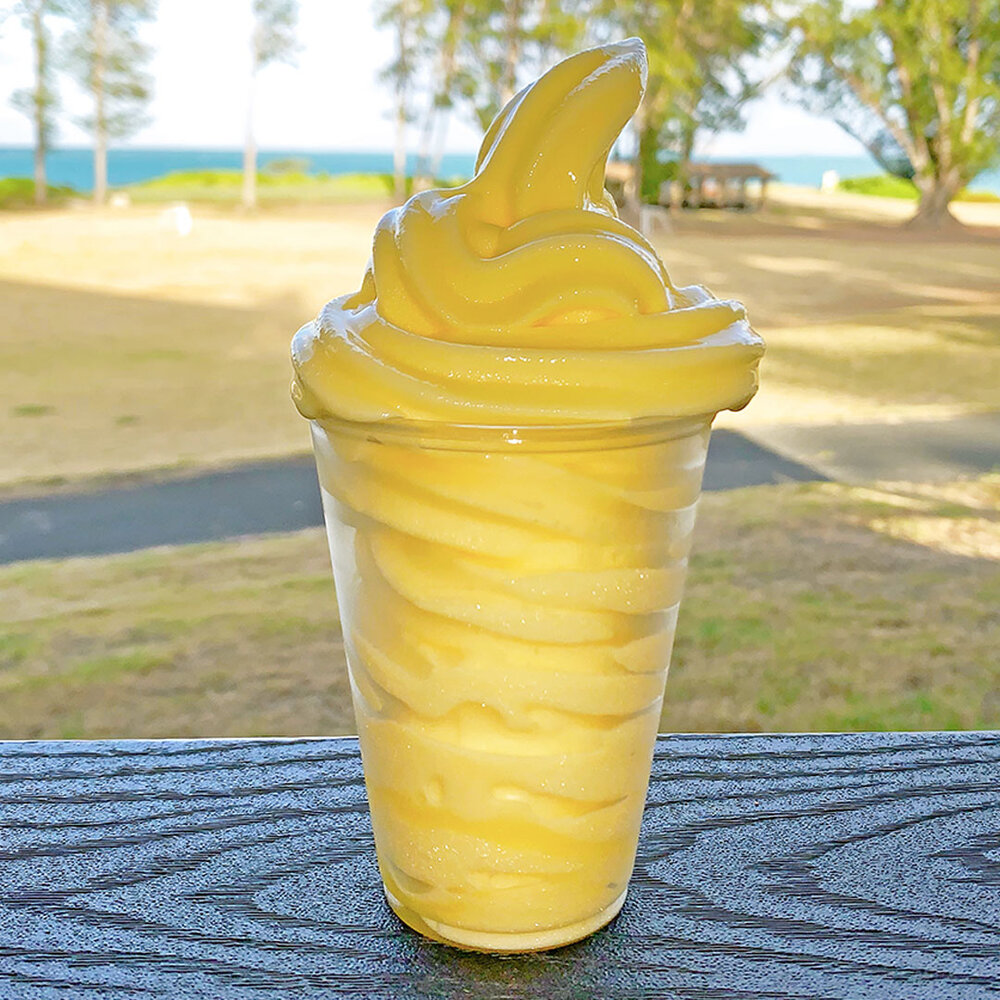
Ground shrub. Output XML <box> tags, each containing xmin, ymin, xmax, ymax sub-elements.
<box><xmin>838</xmin><ymin>174</ymin><xmax>1000</xmax><ymax>203</ymax></box>
<box><xmin>0</xmin><ymin>177</ymin><xmax>78</xmax><ymax>208</ymax></box>
<box><xmin>838</xmin><ymin>175</ymin><xmax>919</xmax><ymax>200</ymax></box>
<box><xmin>957</xmin><ymin>188</ymin><xmax>1000</xmax><ymax>203</ymax></box>
<box><xmin>262</xmin><ymin>157</ymin><xmax>311</xmax><ymax>175</ymax></box>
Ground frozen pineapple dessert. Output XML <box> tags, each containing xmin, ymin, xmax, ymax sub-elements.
<box><xmin>292</xmin><ymin>38</ymin><xmax>763</xmax><ymax>952</ymax></box>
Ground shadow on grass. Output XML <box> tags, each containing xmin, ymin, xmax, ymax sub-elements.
<box><xmin>1</xmin><ymin>276</ymin><xmax>311</xmax><ymax>486</ymax></box>
<box><xmin>664</xmin><ymin>482</ymin><xmax>1000</xmax><ymax>734</ymax></box>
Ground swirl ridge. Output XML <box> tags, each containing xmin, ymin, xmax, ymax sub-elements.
<box><xmin>315</xmin><ymin>419</ymin><xmax>709</xmax><ymax>940</ymax></box>
<box><xmin>292</xmin><ymin>38</ymin><xmax>763</xmax><ymax>426</ymax></box>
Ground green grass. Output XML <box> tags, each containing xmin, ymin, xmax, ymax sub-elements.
<box><xmin>838</xmin><ymin>174</ymin><xmax>1000</xmax><ymax>203</ymax></box>
<box><xmin>124</xmin><ymin>169</ymin><xmax>468</xmax><ymax>204</ymax></box>
<box><xmin>664</xmin><ymin>479</ymin><xmax>1000</xmax><ymax>732</ymax></box>
<box><xmin>10</xmin><ymin>403</ymin><xmax>55</xmax><ymax>417</ymax></box>
<box><xmin>959</xmin><ymin>188</ymin><xmax>1000</xmax><ymax>202</ymax></box>
<box><xmin>125</xmin><ymin>169</ymin><xmax>396</xmax><ymax>203</ymax></box>
<box><xmin>1</xmin><ymin>479</ymin><xmax>997</xmax><ymax>739</ymax></box>
<box><xmin>839</xmin><ymin>175</ymin><xmax>921</xmax><ymax>200</ymax></box>
<box><xmin>15</xmin><ymin>649</ymin><xmax>168</xmax><ymax>691</ymax></box>
<box><xmin>0</xmin><ymin>177</ymin><xmax>79</xmax><ymax>209</ymax></box>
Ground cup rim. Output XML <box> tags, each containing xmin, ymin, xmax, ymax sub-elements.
<box><xmin>310</xmin><ymin>413</ymin><xmax>714</xmax><ymax>452</ymax></box>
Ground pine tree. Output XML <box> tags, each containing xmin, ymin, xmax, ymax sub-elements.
<box><xmin>65</xmin><ymin>0</ymin><xmax>155</xmax><ymax>205</ymax></box>
<box><xmin>376</xmin><ymin>0</ymin><xmax>434</xmax><ymax>201</ymax></box>
<box><xmin>243</xmin><ymin>0</ymin><xmax>299</xmax><ymax>210</ymax></box>
<box><xmin>10</xmin><ymin>1</ymin><xmax>66</xmax><ymax>205</ymax></box>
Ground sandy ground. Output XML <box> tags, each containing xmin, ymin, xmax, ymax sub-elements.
<box><xmin>1</xmin><ymin>188</ymin><xmax>998</xmax><ymax>488</ymax></box>
<box><xmin>769</xmin><ymin>182</ymin><xmax>1000</xmax><ymax>228</ymax></box>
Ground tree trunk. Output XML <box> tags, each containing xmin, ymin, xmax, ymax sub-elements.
<box><xmin>93</xmin><ymin>0</ymin><xmax>108</xmax><ymax>205</ymax></box>
<box><xmin>242</xmin><ymin>42</ymin><xmax>258</xmax><ymax>210</ymax></box>
<box><xmin>908</xmin><ymin>174</ymin><xmax>963</xmax><ymax>229</ymax></box>
<box><xmin>638</xmin><ymin>122</ymin><xmax>660</xmax><ymax>205</ymax></box>
<box><xmin>34</xmin><ymin>142</ymin><xmax>46</xmax><ymax>206</ymax></box>
<box><xmin>393</xmin><ymin>98</ymin><xmax>407</xmax><ymax>202</ymax></box>
<box><xmin>429</xmin><ymin>115</ymin><xmax>450</xmax><ymax>181</ymax></box>
<box><xmin>500</xmin><ymin>0</ymin><xmax>523</xmax><ymax>107</ymax></box>
<box><xmin>416</xmin><ymin>3</ymin><xmax>465</xmax><ymax>189</ymax></box>
<box><xmin>390</xmin><ymin>0</ymin><xmax>415</xmax><ymax>202</ymax></box>
<box><xmin>32</xmin><ymin>7</ymin><xmax>47</xmax><ymax>206</ymax></box>
<box><xmin>675</xmin><ymin>122</ymin><xmax>697</xmax><ymax>214</ymax></box>
<box><xmin>622</xmin><ymin>106</ymin><xmax>646</xmax><ymax>228</ymax></box>
<box><xmin>680</xmin><ymin>124</ymin><xmax>696</xmax><ymax>177</ymax></box>
<box><xmin>414</xmin><ymin>103</ymin><xmax>436</xmax><ymax>189</ymax></box>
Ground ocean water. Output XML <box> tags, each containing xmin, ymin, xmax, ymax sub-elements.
<box><xmin>0</xmin><ymin>147</ymin><xmax>478</xmax><ymax>192</ymax></box>
<box><xmin>757</xmin><ymin>154</ymin><xmax>1000</xmax><ymax>194</ymax></box>
<box><xmin>1</xmin><ymin>146</ymin><xmax>998</xmax><ymax>195</ymax></box>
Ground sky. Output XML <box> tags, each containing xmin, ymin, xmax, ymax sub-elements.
<box><xmin>0</xmin><ymin>0</ymin><xmax>867</xmax><ymax>157</ymax></box>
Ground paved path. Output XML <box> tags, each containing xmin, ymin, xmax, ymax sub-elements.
<box><xmin>746</xmin><ymin>411</ymin><xmax>1000</xmax><ymax>484</ymax></box>
<box><xmin>0</xmin><ymin>430</ymin><xmax>820</xmax><ymax>564</ymax></box>
<box><xmin>2</xmin><ymin>414</ymin><xmax>996</xmax><ymax>565</ymax></box>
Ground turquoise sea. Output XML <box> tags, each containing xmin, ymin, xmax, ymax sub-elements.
<box><xmin>1</xmin><ymin>146</ymin><xmax>999</xmax><ymax>195</ymax></box>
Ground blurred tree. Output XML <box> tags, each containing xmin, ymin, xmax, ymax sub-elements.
<box><xmin>243</xmin><ymin>0</ymin><xmax>299</xmax><ymax>210</ymax></box>
<box><xmin>453</xmin><ymin>0</ymin><xmax>587</xmax><ymax>131</ymax></box>
<box><xmin>452</xmin><ymin>0</ymin><xmax>525</xmax><ymax>131</ymax></box>
<box><xmin>396</xmin><ymin>0</ymin><xmax>585</xmax><ymax>190</ymax></box>
<box><xmin>65</xmin><ymin>0</ymin><xmax>155</xmax><ymax>205</ymax></box>
<box><xmin>376</xmin><ymin>0</ymin><xmax>433</xmax><ymax>200</ymax></box>
<box><xmin>10</xmin><ymin>1</ymin><xmax>67</xmax><ymax>205</ymax></box>
<box><xmin>787</xmin><ymin>0</ymin><xmax>1000</xmax><ymax>228</ymax></box>
<box><xmin>413</xmin><ymin>0</ymin><xmax>466</xmax><ymax>186</ymax></box>
<box><xmin>596</xmin><ymin>0</ymin><xmax>768</xmax><ymax>215</ymax></box>
<box><xmin>383</xmin><ymin>0</ymin><xmax>763</xmax><ymax>204</ymax></box>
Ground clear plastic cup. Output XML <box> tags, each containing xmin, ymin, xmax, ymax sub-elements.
<box><xmin>310</xmin><ymin>415</ymin><xmax>711</xmax><ymax>952</ymax></box>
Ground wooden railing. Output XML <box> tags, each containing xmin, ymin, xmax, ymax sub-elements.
<box><xmin>1</xmin><ymin>732</ymin><xmax>998</xmax><ymax>998</ymax></box>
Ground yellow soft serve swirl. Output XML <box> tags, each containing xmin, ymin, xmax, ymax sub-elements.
<box><xmin>291</xmin><ymin>37</ymin><xmax>763</xmax><ymax>425</ymax></box>
<box><xmin>295</xmin><ymin>37</ymin><xmax>766</xmax><ymax>952</ymax></box>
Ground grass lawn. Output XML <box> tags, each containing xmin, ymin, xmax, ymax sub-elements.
<box><xmin>836</xmin><ymin>174</ymin><xmax>1000</xmax><ymax>202</ymax></box>
<box><xmin>124</xmin><ymin>169</ymin><xmax>403</xmax><ymax>204</ymax></box>
<box><xmin>2</xmin><ymin>478</ymin><xmax>997</xmax><ymax>739</ymax></box>
<box><xmin>0</xmin><ymin>177</ymin><xmax>79</xmax><ymax>208</ymax></box>
<box><xmin>1</xmin><ymin>192</ymin><xmax>998</xmax><ymax>491</ymax></box>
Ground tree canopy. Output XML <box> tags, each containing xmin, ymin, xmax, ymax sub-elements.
<box><xmin>788</xmin><ymin>0</ymin><xmax>1000</xmax><ymax>227</ymax></box>
<box><xmin>451</xmin><ymin>0</ymin><xmax>586</xmax><ymax>131</ymax></box>
<box><xmin>66</xmin><ymin>0</ymin><xmax>155</xmax><ymax>141</ymax></box>
<box><xmin>380</xmin><ymin>0</ymin><xmax>766</xmax><ymax>209</ymax></box>
<box><xmin>252</xmin><ymin>0</ymin><xmax>298</xmax><ymax>69</ymax></box>
<box><xmin>590</xmin><ymin>0</ymin><xmax>769</xmax><ymax>208</ymax></box>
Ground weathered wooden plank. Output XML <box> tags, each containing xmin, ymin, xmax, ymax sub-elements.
<box><xmin>0</xmin><ymin>733</ymin><xmax>998</xmax><ymax>999</ymax></box>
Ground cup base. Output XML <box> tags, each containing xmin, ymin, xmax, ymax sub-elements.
<box><xmin>384</xmin><ymin>885</ymin><xmax>629</xmax><ymax>953</ymax></box>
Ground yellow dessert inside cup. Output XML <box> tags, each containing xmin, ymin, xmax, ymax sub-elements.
<box><xmin>292</xmin><ymin>38</ymin><xmax>763</xmax><ymax>952</ymax></box>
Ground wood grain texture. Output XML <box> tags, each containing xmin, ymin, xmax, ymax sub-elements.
<box><xmin>0</xmin><ymin>733</ymin><xmax>998</xmax><ymax>999</ymax></box>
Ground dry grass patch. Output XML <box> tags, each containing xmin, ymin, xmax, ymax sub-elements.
<box><xmin>667</xmin><ymin>477</ymin><xmax>999</xmax><ymax>732</ymax></box>
<box><xmin>1</xmin><ymin>202</ymin><xmax>998</xmax><ymax>489</ymax></box>
<box><xmin>0</xmin><ymin>532</ymin><xmax>351</xmax><ymax>739</ymax></box>
<box><xmin>653</xmin><ymin>216</ymin><xmax>1000</xmax><ymax>428</ymax></box>
<box><xmin>0</xmin><ymin>206</ymin><xmax>383</xmax><ymax>488</ymax></box>
<box><xmin>1</xmin><ymin>479</ymin><xmax>996</xmax><ymax>739</ymax></box>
